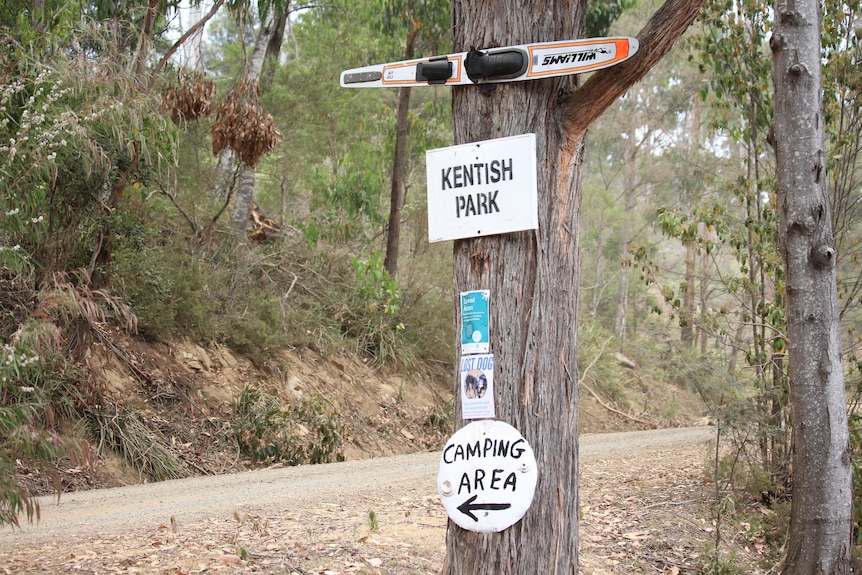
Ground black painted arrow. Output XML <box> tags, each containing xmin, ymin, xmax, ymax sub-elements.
<box><xmin>457</xmin><ymin>495</ymin><xmax>512</xmax><ymax>522</ymax></box>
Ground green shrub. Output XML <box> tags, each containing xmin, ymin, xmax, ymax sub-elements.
<box><xmin>338</xmin><ymin>252</ymin><xmax>415</xmax><ymax>366</ymax></box>
<box><xmin>393</xmin><ymin>246</ymin><xmax>454</xmax><ymax>367</ymax></box>
<box><xmin>850</xmin><ymin>409</ymin><xmax>862</xmax><ymax>545</ymax></box>
<box><xmin>220</xmin><ymin>292</ymin><xmax>289</xmax><ymax>362</ymax></box>
<box><xmin>578</xmin><ymin>321</ymin><xmax>629</xmax><ymax>406</ymax></box>
<box><xmin>112</xmin><ymin>240</ymin><xmax>214</xmax><ymax>341</ymax></box>
<box><xmin>697</xmin><ymin>549</ymin><xmax>745</xmax><ymax>575</ymax></box>
<box><xmin>233</xmin><ymin>385</ymin><xmax>345</xmax><ymax>465</ymax></box>
<box><xmin>89</xmin><ymin>405</ymin><xmax>187</xmax><ymax>481</ymax></box>
<box><xmin>0</xmin><ymin>340</ymin><xmax>90</xmax><ymax>526</ymax></box>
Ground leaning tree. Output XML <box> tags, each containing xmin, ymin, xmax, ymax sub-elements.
<box><xmin>443</xmin><ymin>0</ymin><xmax>706</xmax><ymax>572</ymax></box>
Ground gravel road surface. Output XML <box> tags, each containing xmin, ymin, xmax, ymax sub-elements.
<box><xmin>0</xmin><ymin>426</ymin><xmax>716</xmax><ymax>574</ymax></box>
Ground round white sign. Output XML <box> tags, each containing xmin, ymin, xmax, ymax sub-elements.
<box><xmin>437</xmin><ymin>420</ymin><xmax>538</xmax><ymax>533</ymax></box>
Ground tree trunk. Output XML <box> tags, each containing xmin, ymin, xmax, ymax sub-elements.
<box><xmin>681</xmin><ymin>238</ymin><xmax>696</xmax><ymax>345</ymax></box>
<box><xmin>223</xmin><ymin>8</ymin><xmax>284</xmax><ymax>237</ymax></box>
<box><xmin>90</xmin><ymin>143</ymin><xmax>140</xmax><ymax>289</ymax></box>
<box><xmin>771</xmin><ymin>0</ymin><xmax>852</xmax><ymax>571</ymax></box>
<box><xmin>445</xmin><ymin>0</ymin><xmax>704</xmax><ymax>572</ymax></box>
<box><xmin>211</xmin><ymin>147</ymin><xmax>238</xmax><ymax>198</ymax></box>
<box><xmin>31</xmin><ymin>0</ymin><xmax>44</xmax><ymax>31</ymax></box>
<box><xmin>683</xmin><ymin>96</ymin><xmax>705</xmax><ymax>349</ymax></box>
<box><xmin>384</xmin><ymin>26</ymin><xmax>419</xmax><ymax>278</ymax></box>
<box><xmin>132</xmin><ymin>0</ymin><xmax>159</xmax><ymax>79</ymax></box>
<box><xmin>614</xmin><ymin>132</ymin><xmax>637</xmax><ymax>342</ymax></box>
<box><xmin>383</xmin><ymin>85</ymin><xmax>410</xmax><ymax>277</ymax></box>
<box><xmin>182</xmin><ymin>1</ymin><xmax>205</xmax><ymax>70</ymax></box>
<box><xmin>262</xmin><ymin>12</ymin><xmax>289</xmax><ymax>91</ymax></box>
<box><xmin>614</xmin><ymin>247</ymin><xmax>629</xmax><ymax>341</ymax></box>
<box><xmin>230</xmin><ymin>166</ymin><xmax>257</xmax><ymax>235</ymax></box>
<box><xmin>447</xmin><ymin>53</ymin><xmax>583</xmax><ymax>575</ymax></box>
<box><xmin>699</xmin><ymin>221</ymin><xmax>709</xmax><ymax>353</ymax></box>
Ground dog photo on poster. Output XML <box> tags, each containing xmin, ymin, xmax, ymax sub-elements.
<box><xmin>460</xmin><ymin>354</ymin><xmax>495</xmax><ymax>420</ymax></box>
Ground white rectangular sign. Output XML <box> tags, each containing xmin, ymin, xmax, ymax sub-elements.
<box><xmin>426</xmin><ymin>134</ymin><xmax>538</xmax><ymax>243</ymax></box>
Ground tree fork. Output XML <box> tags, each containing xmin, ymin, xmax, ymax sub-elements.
<box><xmin>445</xmin><ymin>0</ymin><xmax>705</xmax><ymax>573</ymax></box>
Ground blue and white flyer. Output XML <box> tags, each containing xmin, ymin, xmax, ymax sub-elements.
<box><xmin>460</xmin><ymin>290</ymin><xmax>490</xmax><ymax>354</ymax></box>
<box><xmin>460</xmin><ymin>354</ymin><xmax>495</xmax><ymax>420</ymax></box>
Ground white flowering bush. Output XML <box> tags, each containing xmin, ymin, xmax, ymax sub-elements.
<box><xmin>0</xmin><ymin>31</ymin><xmax>176</xmax><ymax>286</ymax></box>
<box><xmin>0</xmin><ymin>27</ymin><xmax>174</xmax><ymax>526</ymax></box>
<box><xmin>0</xmin><ymin>339</ymin><xmax>62</xmax><ymax>526</ymax></box>
<box><xmin>0</xmin><ymin>65</ymin><xmax>61</xmax><ymax>275</ymax></box>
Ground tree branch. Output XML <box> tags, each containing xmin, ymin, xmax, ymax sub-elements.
<box><xmin>562</xmin><ymin>0</ymin><xmax>705</xmax><ymax>133</ymax></box>
<box><xmin>149</xmin><ymin>0</ymin><xmax>227</xmax><ymax>86</ymax></box>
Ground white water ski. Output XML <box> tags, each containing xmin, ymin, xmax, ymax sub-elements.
<box><xmin>340</xmin><ymin>37</ymin><xmax>638</xmax><ymax>88</ymax></box>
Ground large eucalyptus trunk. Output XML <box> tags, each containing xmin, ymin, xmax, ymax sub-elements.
<box><xmin>444</xmin><ymin>0</ymin><xmax>704</xmax><ymax>572</ymax></box>
<box><xmin>447</xmin><ymin>10</ymin><xmax>581</xmax><ymax>572</ymax></box>
<box><xmin>771</xmin><ymin>0</ymin><xmax>852</xmax><ymax>571</ymax></box>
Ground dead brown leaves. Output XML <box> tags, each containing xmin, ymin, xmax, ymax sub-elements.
<box><xmin>163</xmin><ymin>73</ymin><xmax>216</xmax><ymax>123</ymax></box>
<box><xmin>162</xmin><ymin>73</ymin><xmax>282</xmax><ymax>168</ymax></box>
<box><xmin>211</xmin><ymin>80</ymin><xmax>282</xmax><ymax>169</ymax></box>
<box><xmin>1</xmin><ymin>489</ymin><xmax>445</xmax><ymax>575</ymax></box>
<box><xmin>579</xmin><ymin>452</ymin><xmax>712</xmax><ymax>574</ymax></box>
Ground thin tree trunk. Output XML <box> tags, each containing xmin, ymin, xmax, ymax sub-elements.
<box><xmin>384</xmin><ymin>27</ymin><xmax>420</xmax><ymax>277</ymax></box>
<box><xmin>216</xmin><ymin>8</ymin><xmax>285</xmax><ymax>237</ymax></box>
<box><xmin>383</xmin><ymin>84</ymin><xmax>410</xmax><ymax>276</ymax></box>
<box><xmin>261</xmin><ymin>14</ymin><xmax>288</xmax><ymax>91</ymax></box>
<box><xmin>182</xmin><ymin>1</ymin><xmax>205</xmax><ymax>70</ymax></box>
<box><xmin>230</xmin><ymin>166</ymin><xmax>257</xmax><ymax>234</ymax></box>
<box><xmin>683</xmin><ymin>95</ymin><xmax>705</xmax><ymax>348</ymax></box>
<box><xmin>31</xmin><ymin>0</ymin><xmax>45</xmax><ymax>31</ymax></box>
<box><xmin>211</xmin><ymin>147</ymin><xmax>238</xmax><ymax>198</ymax></box>
<box><xmin>614</xmin><ymin>133</ymin><xmax>637</xmax><ymax>342</ymax></box>
<box><xmin>132</xmin><ymin>0</ymin><xmax>159</xmax><ymax>79</ymax></box>
<box><xmin>614</xmin><ymin>129</ymin><xmax>638</xmax><ymax>342</ymax></box>
<box><xmin>590</xmin><ymin>218</ymin><xmax>606</xmax><ymax>319</ymax></box>
<box><xmin>681</xmin><ymin>238</ymin><xmax>696</xmax><ymax>345</ymax></box>
<box><xmin>699</xmin><ymin>221</ymin><xmax>709</xmax><ymax>353</ymax></box>
<box><xmin>771</xmin><ymin>0</ymin><xmax>852</xmax><ymax>570</ymax></box>
<box><xmin>614</xmin><ymin>250</ymin><xmax>629</xmax><ymax>341</ymax></box>
<box><xmin>90</xmin><ymin>143</ymin><xmax>140</xmax><ymax>288</ymax></box>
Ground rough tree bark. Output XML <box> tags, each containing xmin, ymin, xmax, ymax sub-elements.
<box><xmin>770</xmin><ymin>0</ymin><xmax>853</xmax><ymax>571</ymax></box>
<box><xmin>444</xmin><ymin>0</ymin><xmax>705</xmax><ymax>572</ymax></box>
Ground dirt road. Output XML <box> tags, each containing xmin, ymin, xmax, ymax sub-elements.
<box><xmin>1</xmin><ymin>426</ymin><xmax>721</xmax><ymax>574</ymax></box>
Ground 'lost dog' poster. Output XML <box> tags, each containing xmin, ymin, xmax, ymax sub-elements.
<box><xmin>460</xmin><ymin>354</ymin><xmax>495</xmax><ymax>420</ymax></box>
